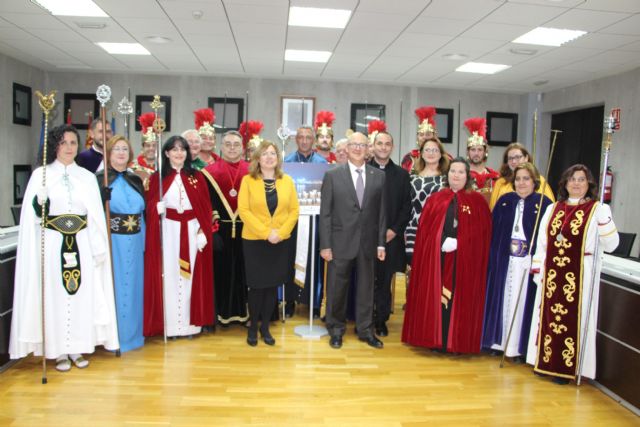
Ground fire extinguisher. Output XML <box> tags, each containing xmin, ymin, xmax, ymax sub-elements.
<box><xmin>604</xmin><ymin>166</ymin><xmax>613</xmax><ymax>203</ymax></box>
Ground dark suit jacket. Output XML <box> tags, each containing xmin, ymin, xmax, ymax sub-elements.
<box><xmin>319</xmin><ymin>163</ymin><xmax>386</xmax><ymax>259</ymax></box>
<box><xmin>369</xmin><ymin>158</ymin><xmax>411</xmax><ymax>272</ymax></box>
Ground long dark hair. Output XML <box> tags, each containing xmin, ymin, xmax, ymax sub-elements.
<box><xmin>40</xmin><ymin>124</ymin><xmax>81</xmax><ymax>165</ymax></box>
<box><xmin>499</xmin><ymin>142</ymin><xmax>531</xmax><ymax>179</ymax></box>
<box><xmin>160</xmin><ymin>135</ymin><xmax>195</xmax><ymax>178</ymax></box>
<box><xmin>414</xmin><ymin>137</ymin><xmax>449</xmax><ymax>175</ymax></box>
<box><xmin>444</xmin><ymin>157</ymin><xmax>473</xmax><ymax>191</ymax></box>
<box><xmin>557</xmin><ymin>164</ymin><xmax>598</xmax><ymax>202</ymax></box>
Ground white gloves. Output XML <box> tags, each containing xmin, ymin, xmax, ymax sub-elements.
<box><xmin>156</xmin><ymin>201</ymin><xmax>166</xmax><ymax>215</ymax></box>
<box><xmin>37</xmin><ymin>186</ymin><xmax>48</xmax><ymax>205</ymax></box>
<box><xmin>522</xmin><ymin>255</ymin><xmax>532</xmax><ymax>270</ymax></box>
<box><xmin>196</xmin><ymin>232</ymin><xmax>207</xmax><ymax>251</ymax></box>
<box><xmin>441</xmin><ymin>237</ymin><xmax>457</xmax><ymax>253</ymax></box>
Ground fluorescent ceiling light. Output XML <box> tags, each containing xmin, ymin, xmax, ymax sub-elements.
<box><xmin>32</xmin><ymin>0</ymin><xmax>108</xmax><ymax>17</ymax></box>
<box><xmin>456</xmin><ymin>62</ymin><xmax>510</xmax><ymax>74</ymax></box>
<box><xmin>288</xmin><ymin>7</ymin><xmax>351</xmax><ymax>29</ymax></box>
<box><xmin>96</xmin><ymin>42</ymin><xmax>151</xmax><ymax>55</ymax></box>
<box><xmin>285</xmin><ymin>49</ymin><xmax>331</xmax><ymax>63</ymax></box>
<box><xmin>513</xmin><ymin>27</ymin><xmax>586</xmax><ymax>47</ymax></box>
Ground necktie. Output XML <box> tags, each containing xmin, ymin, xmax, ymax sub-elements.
<box><xmin>355</xmin><ymin>168</ymin><xmax>364</xmax><ymax>208</ymax></box>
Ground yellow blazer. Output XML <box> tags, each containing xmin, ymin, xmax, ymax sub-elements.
<box><xmin>238</xmin><ymin>174</ymin><xmax>300</xmax><ymax>241</ymax></box>
<box><xmin>489</xmin><ymin>175</ymin><xmax>555</xmax><ymax>210</ymax></box>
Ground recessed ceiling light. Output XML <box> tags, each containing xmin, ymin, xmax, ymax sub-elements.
<box><xmin>513</xmin><ymin>27</ymin><xmax>586</xmax><ymax>47</ymax></box>
<box><xmin>442</xmin><ymin>53</ymin><xmax>469</xmax><ymax>61</ymax></box>
<box><xmin>146</xmin><ymin>36</ymin><xmax>172</xmax><ymax>44</ymax></box>
<box><xmin>456</xmin><ymin>62</ymin><xmax>510</xmax><ymax>74</ymax></box>
<box><xmin>96</xmin><ymin>42</ymin><xmax>151</xmax><ymax>55</ymax></box>
<box><xmin>285</xmin><ymin>49</ymin><xmax>331</xmax><ymax>63</ymax></box>
<box><xmin>533</xmin><ymin>80</ymin><xmax>549</xmax><ymax>86</ymax></box>
<box><xmin>75</xmin><ymin>22</ymin><xmax>106</xmax><ymax>29</ymax></box>
<box><xmin>31</xmin><ymin>0</ymin><xmax>108</xmax><ymax>17</ymax></box>
<box><xmin>509</xmin><ymin>48</ymin><xmax>537</xmax><ymax>56</ymax></box>
<box><xmin>288</xmin><ymin>7</ymin><xmax>351</xmax><ymax>29</ymax></box>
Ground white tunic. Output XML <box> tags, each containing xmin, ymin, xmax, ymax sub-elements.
<box><xmin>161</xmin><ymin>174</ymin><xmax>202</xmax><ymax>337</ymax></box>
<box><xmin>10</xmin><ymin>160</ymin><xmax>119</xmax><ymax>359</ymax></box>
<box><xmin>526</xmin><ymin>201</ymin><xmax>619</xmax><ymax>379</ymax></box>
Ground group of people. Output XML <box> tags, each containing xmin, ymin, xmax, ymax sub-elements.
<box><xmin>9</xmin><ymin>104</ymin><xmax>618</xmax><ymax>386</ymax></box>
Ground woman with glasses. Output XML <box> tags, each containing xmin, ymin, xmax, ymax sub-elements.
<box><xmin>96</xmin><ymin>135</ymin><xmax>146</xmax><ymax>352</ymax></box>
<box><xmin>489</xmin><ymin>143</ymin><xmax>554</xmax><ymax>210</ymax></box>
<box><xmin>143</xmin><ymin>135</ymin><xmax>214</xmax><ymax>339</ymax></box>
<box><xmin>405</xmin><ymin>137</ymin><xmax>449</xmax><ymax>265</ymax></box>
<box><xmin>526</xmin><ymin>164</ymin><xmax>618</xmax><ymax>384</ymax></box>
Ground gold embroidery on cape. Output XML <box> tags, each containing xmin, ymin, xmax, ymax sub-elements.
<box><xmin>570</xmin><ymin>210</ymin><xmax>585</xmax><ymax>236</ymax></box>
<box><xmin>553</xmin><ymin>255</ymin><xmax>570</xmax><ymax>267</ymax></box>
<box><xmin>563</xmin><ymin>272</ymin><xmax>576</xmax><ymax>302</ymax></box>
<box><xmin>543</xmin><ymin>334</ymin><xmax>552</xmax><ymax>363</ymax></box>
<box><xmin>65</xmin><ymin>235</ymin><xmax>74</xmax><ymax>250</ymax></box>
<box><xmin>546</xmin><ymin>269</ymin><xmax>557</xmax><ymax>298</ymax></box>
<box><xmin>549</xmin><ymin>303</ymin><xmax>568</xmax><ymax>334</ymax></box>
<box><xmin>553</xmin><ymin>237</ymin><xmax>572</xmax><ymax>251</ymax></box>
<box><xmin>550</xmin><ymin>210</ymin><xmax>565</xmax><ymax>236</ymax></box>
<box><xmin>562</xmin><ymin>337</ymin><xmax>575</xmax><ymax>368</ymax></box>
<box><xmin>63</xmin><ymin>269</ymin><xmax>81</xmax><ymax>293</ymax></box>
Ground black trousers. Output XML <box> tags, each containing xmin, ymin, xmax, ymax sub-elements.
<box><xmin>374</xmin><ymin>260</ymin><xmax>395</xmax><ymax>323</ymax></box>
<box><xmin>247</xmin><ymin>287</ymin><xmax>278</xmax><ymax>333</ymax></box>
<box><xmin>325</xmin><ymin>250</ymin><xmax>374</xmax><ymax>339</ymax></box>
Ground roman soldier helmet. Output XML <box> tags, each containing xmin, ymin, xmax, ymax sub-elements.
<box><xmin>239</xmin><ymin>120</ymin><xmax>264</xmax><ymax>151</ymax></box>
<box><xmin>367</xmin><ymin>120</ymin><xmax>387</xmax><ymax>144</ymax></box>
<box><xmin>464</xmin><ymin>117</ymin><xmax>487</xmax><ymax>149</ymax></box>
<box><xmin>415</xmin><ymin>106</ymin><xmax>437</xmax><ymax>135</ymax></box>
<box><xmin>138</xmin><ymin>112</ymin><xmax>157</xmax><ymax>144</ymax></box>
<box><xmin>194</xmin><ymin>108</ymin><xmax>216</xmax><ymax>138</ymax></box>
<box><xmin>315</xmin><ymin>110</ymin><xmax>336</xmax><ymax>138</ymax></box>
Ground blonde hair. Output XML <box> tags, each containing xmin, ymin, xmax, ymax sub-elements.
<box><xmin>106</xmin><ymin>134</ymin><xmax>134</xmax><ymax>164</ymax></box>
<box><xmin>248</xmin><ymin>140</ymin><xmax>284</xmax><ymax>179</ymax></box>
<box><xmin>414</xmin><ymin>137</ymin><xmax>449</xmax><ymax>175</ymax></box>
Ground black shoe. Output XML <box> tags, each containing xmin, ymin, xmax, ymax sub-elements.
<box><xmin>312</xmin><ymin>307</ymin><xmax>320</xmax><ymax>319</ymax></box>
<box><xmin>261</xmin><ymin>330</ymin><xmax>275</xmax><ymax>346</ymax></box>
<box><xmin>359</xmin><ymin>335</ymin><xmax>383</xmax><ymax>349</ymax></box>
<box><xmin>552</xmin><ymin>377</ymin><xmax>570</xmax><ymax>385</ymax></box>
<box><xmin>247</xmin><ymin>330</ymin><xmax>258</xmax><ymax>347</ymax></box>
<box><xmin>285</xmin><ymin>302</ymin><xmax>295</xmax><ymax>318</ymax></box>
<box><xmin>375</xmin><ymin>322</ymin><xmax>388</xmax><ymax>337</ymax></box>
<box><xmin>329</xmin><ymin>335</ymin><xmax>342</xmax><ymax>349</ymax></box>
<box><xmin>512</xmin><ymin>356</ymin><xmax>525</xmax><ymax>364</ymax></box>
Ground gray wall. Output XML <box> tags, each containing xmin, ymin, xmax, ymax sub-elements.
<box><xmin>0</xmin><ymin>54</ymin><xmax>45</xmax><ymax>225</ymax></box>
<box><xmin>539</xmin><ymin>67</ymin><xmax>640</xmax><ymax>256</ymax></box>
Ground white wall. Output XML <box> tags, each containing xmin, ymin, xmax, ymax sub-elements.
<box><xmin>0</xmin><ymin>54</ymin><xmax>45</xmax><ymax>225</ymax></box>
<box><xmin>539</xmin><ymin>66</ymin><xmax>640</xmax><ymax>256</ymax></box>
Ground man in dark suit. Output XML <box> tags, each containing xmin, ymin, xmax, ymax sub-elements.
<box><xmin>369</xmin><ymin>131</ymin><xmax>411</xmax><ymax>337</ymax></box>
<box><xmin>320</xmin><ymin>132</ymin><xmax>386</xmax><ymax>349</ymax></box>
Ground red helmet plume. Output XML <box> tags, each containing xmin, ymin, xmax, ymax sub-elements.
<box><xmin>138</xmin><ymin>112</ymin><xmax>157</xmax><ymax>143</ymax></box>
<box><xmin>239</xmin><ymin>120</ymin><xmax>264</xmax><ymax>150</ymax></box>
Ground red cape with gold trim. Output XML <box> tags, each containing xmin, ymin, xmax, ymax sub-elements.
<box><xmin>402</xmin><ymin>188</ymin><xmax>491</xmax><ymax>353</ymax></box>
<box><xmin>143</xmin><ymin>170</ymin><xmax>214</xmax><ymax>336</ymax></box>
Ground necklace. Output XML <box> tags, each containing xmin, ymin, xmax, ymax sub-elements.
<box><xmin>224</xmin><ymin>161</ymin><xmax>243</xmax><ymax>197</ymax></box>
<box><xmin>514</xmin><ymin>199</ymin><xmax>524</xmax><ymax>233</ymax></box>
<box><xmin>264</xmin><ymin>179</ymin><xmax>276</xmax><ymax>193</ymax></box>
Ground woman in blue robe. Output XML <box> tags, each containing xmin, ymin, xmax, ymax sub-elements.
<box><xmin>97</xmin><ymin>135</ymin><xmax>146</xmax><ymax>352</ymax></box>
<box><xmin>482</xmin><ymin>163</ymin><xmax>552</xmax><ymax>359</ymax></box>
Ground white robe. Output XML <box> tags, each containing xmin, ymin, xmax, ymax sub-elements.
<box><xmin>9</xmin><ymin>160</ymin><xmax>119</xmax><ymax>359</ymax></box>
<box><xmin>161</xmin><ymin>174</ymin><xmax>202</xmax><ymax>337</ymax></box>
<box><xmin>526</xmin><ymin>202</ymin><xmax>619</xmax><ymax>379</ymax></box>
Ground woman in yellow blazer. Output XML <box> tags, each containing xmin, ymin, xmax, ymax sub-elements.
<box><xmin>238</xmin><ymin>140</ymin><xmax>299</xmax><ymax>346</ymax></box>
<box><xmin>489</xmin><ymin>142</ymin><xmax>555</xmax><ymax>210</ymax></box>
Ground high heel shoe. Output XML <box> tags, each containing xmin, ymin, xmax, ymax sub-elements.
<box><xmin>261</xmin><ymin>330</ymin><xmax>275</xmax><ymax>346</ymax></box>
<box><xmin>247</xmin><ymin>330</ymin><xmax>258</xmax><ymax>347</ymax></box>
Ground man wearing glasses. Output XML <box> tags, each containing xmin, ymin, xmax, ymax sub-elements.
<box><xmin>320</xmin><ymin>132</ymin><xmax>387</xmax><ymax>349</ymax></box>
<box><xmin>202</xmin><ymin>131</ymin><xmax>250</xmax><ymax>329</ymax></box>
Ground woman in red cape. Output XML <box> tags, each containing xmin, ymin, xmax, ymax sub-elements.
<box><xmin>144</xmin><ymin>135</ymin><xmax>214</xmax><ymax>337</ymax></box>
<box><xmin>402</xmin><ymin>157</ymin><xmax>491</xmax><ymax>353</ymax></box>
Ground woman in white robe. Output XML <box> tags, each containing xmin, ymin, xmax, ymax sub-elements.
<box><xmin>526</xmin><ymin>164</ymin><xmax>618</xmax><ymax>384</ymax></box>
<box><xmin>10</xmin><ymin>124</ymin><xmax>119</xmax><ymax>372</ymax></box>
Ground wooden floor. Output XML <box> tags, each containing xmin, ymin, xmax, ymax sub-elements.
<box><xmin>1</xmin><ymin>277</ymin><xmax>637</xmax><ymax>427</ymax></box>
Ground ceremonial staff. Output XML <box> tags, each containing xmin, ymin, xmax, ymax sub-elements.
<box><xmin>96</xmin><ymin>84</ymin><xmax>122</xmax><ymax>357</ymax></box>
<box><xmin>577</xmin><ymin>109</ymin><xmax>619</xmax><ymax>386</ymax></box>
<box><xmin>34</xmin><ymin>89</ymin><xmax>56</xmax><ymax>384</ymax></box>
<box><xmin>532</xmin><ymin>110</ymin><xmax>538</xmax><ymax>165</ymax></box>
<box><xmin>500</xmin><ymin>128</ymin><xmax>562</xmax><ymax>368</ymax></box>
<box><xmin>117</xmin><ymin>93</ymin><xmax>133</xmax><ymax>141</ymax></box>
<box><xmin>150</xmin><ymin>95</ymin><xmax>168</xmax><ymax>344</ymax></box>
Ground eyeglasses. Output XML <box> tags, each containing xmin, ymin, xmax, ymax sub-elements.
<box><xmin>508</xmin><ymin>154</ymin><xmax>525</xmax><ymax>162</ymax></box>
<box><xmin>112</xmin><ymin>147</ymin><xmax>129</xmax><ymax>152</ymax></box>
<box><xmin>569</xmin><ymin>176</ymin><xmax>587</xmax><ymax>183</ymax></box>
<box><xmin>423</xmin><ymin>148</ymin><xmax>440</xmax><ymax>154</ymax></box>
<box><xmin>348</xmin><ymin>143</ymin><xmax>368</xmax><ymax>149</ymax></box>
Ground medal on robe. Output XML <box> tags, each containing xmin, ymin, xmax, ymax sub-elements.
<box><xmin>229</xmin><ymin>188</ymin><xmax>238</xmax><ymax>197</ymax></box>
<box><xmin>556</xmin><ymin>232</ymin><xmax>564</xmax><ymax>242</ymax></box>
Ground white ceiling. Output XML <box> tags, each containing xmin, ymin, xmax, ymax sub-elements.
<box><xmin>2</xmin><ymin>0</ymin><xmax>640</xmax><ymax>93</ymax></box>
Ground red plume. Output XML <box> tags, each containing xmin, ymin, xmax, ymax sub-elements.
<box><xmin>239</xmin><ymin>120</ymin><xmax>264</xmax><ymax>148</ymax></box>
<box><xmin>367</xmin><ymin>119</ymin><xmax>387</xmax><ymax>135</ymax></box>
<box><xmin>415</xmin><ymin>106</ymin><xmax>436</xmax><ymax>126</ymax></box>
<box><xmin>194</xmin><ymin>108</ymin><xmax>215</xmax><ymax>129</ymax></box>
<box><xmin>315</xmin><ymin>110</ymin><xmax>335</xmax><ymax>130</ymax></box>
<box><xmin>464</xmin><ymin>117</ymin><xmax>486</xmax><ymax>138</ymax></box>
<box><xmin>138</xmin><ymin>112</ymin><xmax>156</xmax><ymax>135</ymax></box>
